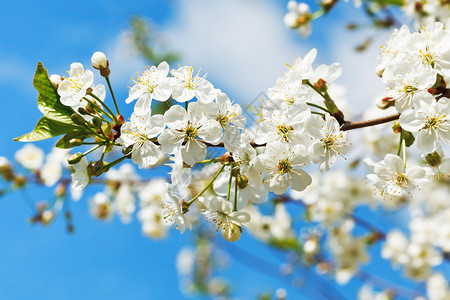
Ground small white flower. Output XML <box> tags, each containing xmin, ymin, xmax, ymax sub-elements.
<box><xmin>304</xmin><ymin>114</ymin><xmax>350</xmax><ymax>172</ymax></box>
<box><xmin>365</xmin><ymin>154</ymin><xmax>428</xmax><ymax>197</ymax></box>
<box><xmin>256</xmin><ymin>141</ymin><xmax>311</xmax><ymax>195</ymax></box>
<box><xmin>126</xmin><ymin>61</ymin><xmax>174</xmax><ymax>116</ymax></box>
<box><xmin>400</xmin><ymin>92</ymin><xmax>450</xmax><ymax>153</ymax></box>
<box><xmin>255</xmin><ymin>103</ymin><xmax>311</xmax><ymax>147</ymax></box>
<box><xmin>71</xmin><ymin>156</ymin><xmax>89</xmax><ymax>190</ymax></box>
<box><xmin>58</xmin><ymin>63</ymin><xmax>94</xmax><ymax>106</ymax></box>
<box><xmin>383</xmin><ymin>62</ymin><xmax>436</xmax><ymax>112</ymax></box>
<box><xmin>200</xmin><ymin>196</ymin><xmax>250</xmax><ymax>232</ymax></box>
<box><xmin>89</xmin><ymin>192</ymin><xmax>113</xmax><ymax>220</ymax></box>
<box><xmin>171</xmin><ymin>66</ymin><xmax>216</xmax><ymax>103</ymax></box>
<box><xmin>121</xmin><ymin>113</ymin><xmax>164</xmax><ymax>168</ymax></box>
<box><xmin>161</xmin><ymin>185</ymin><xmax>192</xmax><ymax>234</ymax></box>
<box><xmin>158</xmin><ymin>103</ymin><xmax>222</xmax><ymax>166</ymax></box>
<box><xmin>197</xmin><ymin>92</ymin><xmax>246</xmax><ymax>151</ymax></box>
<box><xmin>15</xmin><ymin>144</ymin><xmax>44</xmax><ymax>170</ymax></box>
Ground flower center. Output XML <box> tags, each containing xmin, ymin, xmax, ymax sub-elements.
<box><xmin>277</xmin><ymin>159</ymin><xmax>292</xmax><ymax>174</ymax></box>
<box><xmin>277</xmin><ymin>125</ymin><xmax>293</xmax><ymax>142</ymax></box>
<box><xmin>217</xmin><ymin>114</ymin><xmax>229</xmax><ymax>128</ymax></box>
<box><xmin>183</xmin><ymin>124</ymin><xmax>198</xmax><ymax>141</ymax></box>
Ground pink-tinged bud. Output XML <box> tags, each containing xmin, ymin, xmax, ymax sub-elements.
<box><xmin>376</xmin><ymin>97</ymin><xmax>395</xmax><ymax>110</ymax></box>
<box><xmin>49</xmin><ymin>74</ymin><xmax>63</xmax><ymax>89</ymax></box>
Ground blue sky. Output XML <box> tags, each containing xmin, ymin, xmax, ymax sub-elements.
<box><xmin>0</xmin><ymin>1</ymin><xmax>426</xmax><ymax>299</ymax></box>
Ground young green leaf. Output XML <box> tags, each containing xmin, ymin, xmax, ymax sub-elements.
<box><xmin>34</xmin><ymin>62</ymin><xmax>75</xmax><ymax>124</ymax></box>
<box><xmin>13</xmin><ymin>117</ymin><xmax>80</xmax><ymax>142</ymax></box>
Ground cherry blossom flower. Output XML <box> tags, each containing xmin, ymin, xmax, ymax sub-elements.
<box><xmin>365</xmin><ymin>154</ymin><xmax>428</xmax><ymax>197</ymax></box>
<box><xmin>158</xmin><ymin>103</ymin><xmax>222</xmax><ymax>166</ymax></box>
<box><xmin>121</xmin><ymin>113</ymin><xmax>164</xmax><ymax>168</ymax></box>
<box><xmin>71</xmin><ymin>156</ymin><xmax>89</xmax><ymax>190</ymax></box>
<box><xmin>256</xmin><ymin>141</ymin><xmax>311</xmax><ymax>195</ymax></box>
<box><xmin>304</xmin><ymin>114</ymin><xmax>350</xmax><ymax>172</ymax></box>
<box><xmin>58</xmin><ymin>63</ymin><xmax>94</xmax><ymax>106</ymax></box>
<box><xmin>171</xmin><ymin>66</ymin><xmax>216</xmax><ymax>103</ymax></box>
<box><xmin>399</xmin><ymin>92</ymin><xmax>450</xmax><ymax>153</ymax></box>
<box><xmin>126</xmin><ymin>61</ymin><xmax>174</xmax><ymax>116</ymax></box>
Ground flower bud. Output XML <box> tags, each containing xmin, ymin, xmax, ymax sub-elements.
<box><xmin>102</xmin><ymin>123</ymin><xmax>112</xmax><ymax>137</ymax></box>
<box><xmin>68</xmin><ymin>153</ymin><xmax>83</xmax><ymax>165</ymax></box>
<box><xmin>425</xmin><ymin>151</ymin><xmax>442</xmax><ymax>167</ymax></box>
<box><xmin>122</xmin><ymin>146</ymin><xmax>133</xmax><ymax>157</ymax></box>
<box><xmin>49</xmin><ymin>74</ymin><xmax>63</xmax><ymax>89</ymax></box>
<box><xmin>237</xmin><ymin>174</ymin><xmax>248</xmax><ymax>189</ymax></box>
<box><xmin>91</xmin><ymin>52</ymin><xmax>109</xmax><ymax>69</ymax></box>
<box><xmin>92</xmin><ymin>117</ymin><xmax>102</xmax><ymax>129</ymax></box>
<box><xmin>222</xmin><ymin>224</ymin><xmax>242</xmax><ymax>242</ymax></box>
<box><xmin>69</xmin><ymin>138</ymin><xmax>83</xmax><ymax>147</ymax></box>
<box><xmin>376</xmin><ymin>97</ymin><xmax>395</xmax><ymax>110</ymax></box>
<box><xmin>77</xmin><ymin>107</ymin><xmax>89</xmax><ymax>115</ymax></box>
<box><xmin>13</xmin><ymin>175</ymin><xmax>27</xmax><ymax>188</ymax></box>
<box><xmin>71</xmin><ymin>113</ymin><xmax>87</xmax><ymax>126</ymax></box>
<box><xmin>41</xmin><ymin>210</ymin><xmax>55</xmax><ymax>225</ymax></box>
<box><xmin>88</xmin><ymin>160</ymin><xmax>108</xmax><ymax>177</ymax></box>
<box><xmin>91</xmin><ymin>52</ymin><xmax>110</xmax><ymax>77</ymax></box>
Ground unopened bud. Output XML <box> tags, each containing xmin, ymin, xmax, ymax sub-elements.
<box><xmin>102</xmin><ymin>123</ymin><xmax>112</xmax><ymax>137</ymax></box>
<box><xmin>71</xmin><ymin>113</ymin><xmax>86</xmax><ymax>126</ymax></box>
<box><xmin>68</xmin><ymin>153</ymin><xmax>83</xmax><ymax>165</ymax></box>
<box><xmin>41</xmin><ymin>210</ymin><xmax>55</xmax><ymax>225</ymax></box>
<box><xmin>377</xmin><ymin>97</ymin><xmax>395</xmax><ymax>110</ymax></box>
<box><xmin>237</xmin><ymin>174</ymin><xmax>248</xmax><ymax>189</ymax></box>
<box><xmin>222</xmin><ymin>224</ymin><xmax>242</xmax><ymax>242</ymax></box>
<box><xmin>122</xmin><ymin>146</ymin><xmax>133</xmax><ymax>157</ymax></box>
<box><xmin>91</xmin><ymin>52</ymin><xmax>110</xmax><ymax>77</ymax></box>
<box><xmin>92</xmin><ymin>117</ymin><xmax>102</xmax><ymax>129</ymax></box>
<box><xmin>13</xmin><ymin>175</ymin><xmax>27</xmax><ymax>188</ymax></box>
<box><xmin>69</xmin><ymin>138</ymin><xmax>83</xmax><ymax>147</ymax></box>
<box><xmin>77</xmin><ymin>107</ymin><xmax>89</xmax><ymax>115</ymax></box>
<box><xmin>425</xmin><ymin>151</ymin><xmax>442</xmax><ymax>167</ymax></box>
<box><xmin>49</xmin><ymin>74</ymin><xmax>63</xmax><ymax>89</ymax></box>
<box><xmin>89</xmin><ymin>160</ymin><xmax>108</xmax><ymax>177</ymax></box>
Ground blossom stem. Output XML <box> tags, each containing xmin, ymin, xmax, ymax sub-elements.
<box><xmin>186</xmin><ymin>164</ymin><xmax>225</xmax><ymax>207</ymax></box>
<box><xmin>397</xmin><ymin>131</ymin><xmax>403</xmax><ymax>157</ymax></box>
<box><xmin>99</xmin><ymin>155</ymin><xmax>127</xmax><ymax>173</ymax></box>
<box><xmin>227</xmin><ymin>171</ymin><xmax>233</xmax><ymax>201</ymax></box>
<box><xmin>311</xmin><ymin>111</ymin><xmax>325</xmax><ymax>116</ymax></box>
<box><xmin>105</xmin><ymin>76</ymin><xmax>120</xmax><ymax>115</ymax></box>
<box><xmin>306</xmin><ymin>102</ymin><xmax>330</xmax><ymax>113</ymax></box>
<box><xmin>82</xmin><ymin>97</ymin><xmax>115</xmax><ymax>122</ymax></box>
<box><xmin>83</xmin><ymin>144</ymin><xmax>102</xmax><ymax>157</ymax></box>
<box><xmin>233</xmin><ymin>178</ymin><xmax>238</xmax><ymax>211</ymax></box>
<box><xmin>88</xmin><ymin>93</ymin><xmax>117</xmax><ymax>123</ymax></box>
<box><xmin>402</xmin><ymin>138</ymin><xmax>407</xmax><ymax>169</ymax></box>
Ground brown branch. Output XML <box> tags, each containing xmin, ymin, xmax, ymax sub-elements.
<box><xmin>340</xmin><ymin>113</ymin><xmax>400</xmax><ymax>131</ymax></box>
<box><xmin>149</xmin><ymin>114</ymin><xmax>400</xmax><ymax>149</ymax></box>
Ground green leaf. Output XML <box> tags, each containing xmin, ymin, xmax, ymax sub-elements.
<box><xmin>13</xmin><ymin>117</ymin><xmax>80</xmax><ymax>142</ymax></box>
<box><xmin>55</xmin><ymin>130</ymin><xmax>92</xmax><ymax>149</ymax></box>
<box><xmin>33</xmin><ymin>62</ymin><xmax>75</xmax><ymax>124</ymax></box>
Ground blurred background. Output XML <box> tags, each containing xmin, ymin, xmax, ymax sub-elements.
<box><xmin>0</xmin><ymin>0</ymin><xmax>407</xmax><ymax>299</ymax></box>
